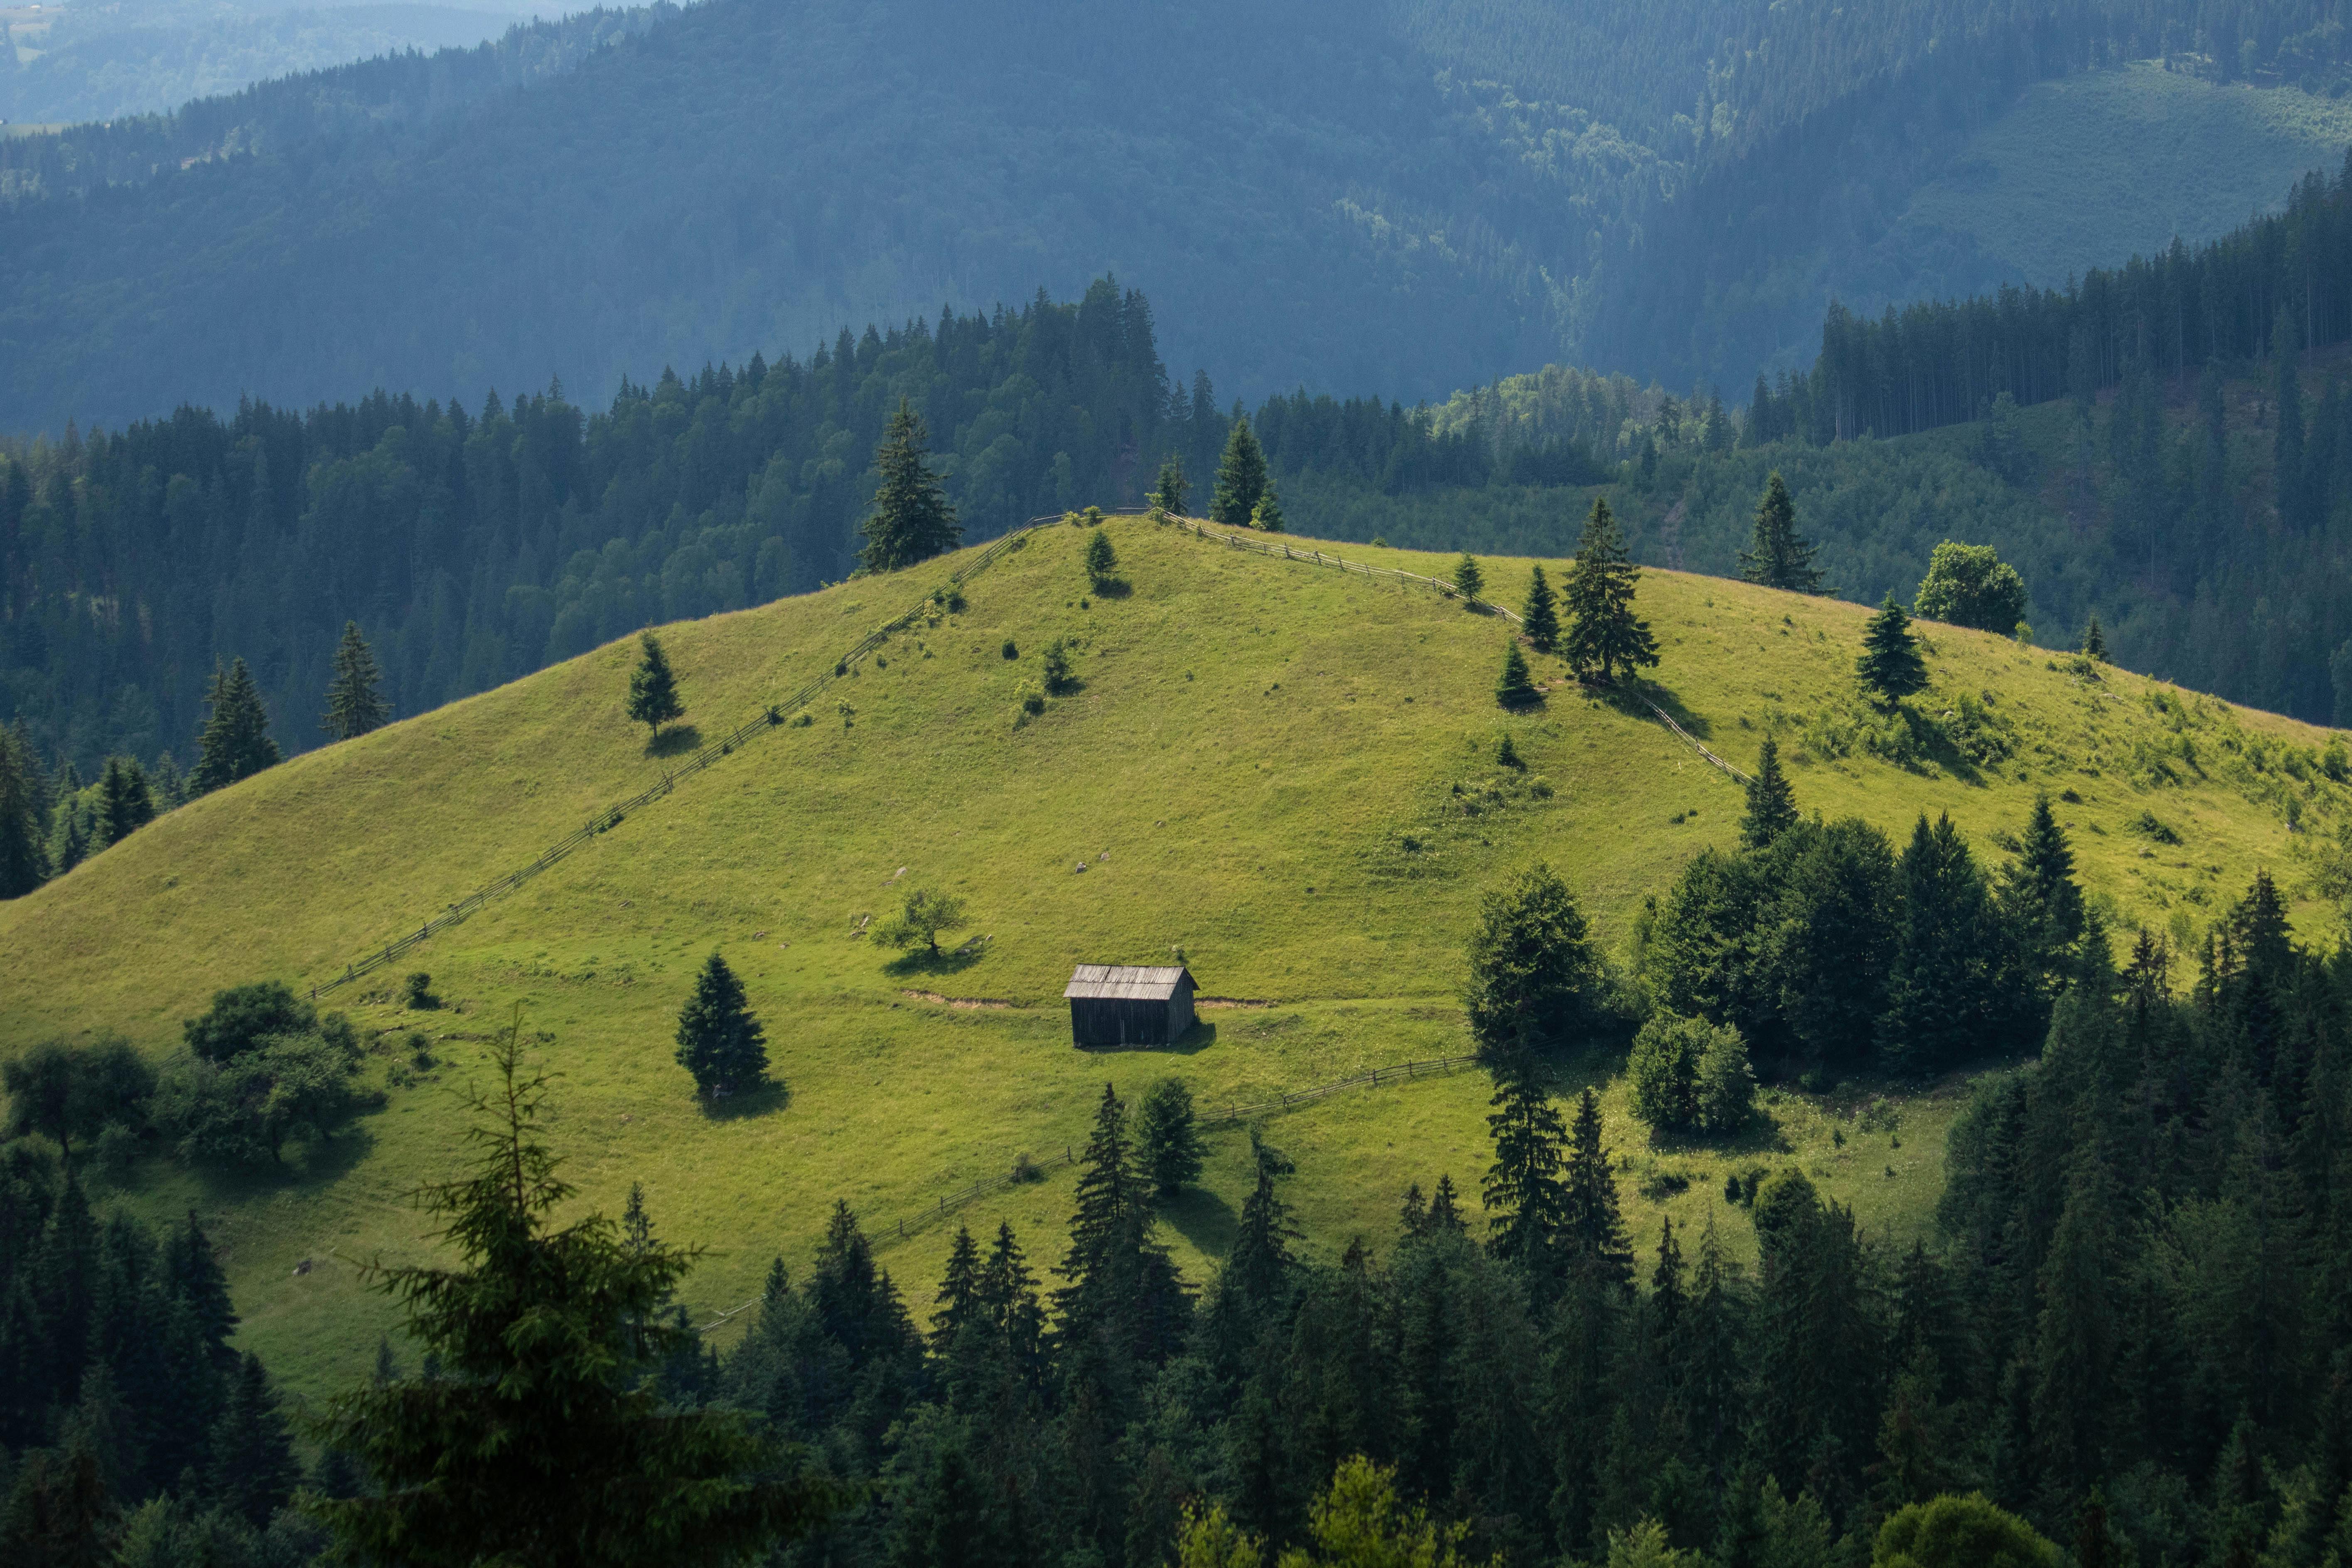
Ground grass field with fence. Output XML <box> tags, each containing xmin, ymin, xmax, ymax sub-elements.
<box><xmin>1</xmin><ymin>512</ymin><xmax>2343</xmax><ymax>1396</ymax></box>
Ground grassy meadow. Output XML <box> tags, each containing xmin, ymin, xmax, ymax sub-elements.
<box><xmin>1</xmin><ymin>514</ymin><xmax>2344</xmax><ymax>1398</ymax></box>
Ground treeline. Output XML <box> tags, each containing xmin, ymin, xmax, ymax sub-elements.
<box><xmin>1756</xmin><ymin>150</ymin><xmax>2352</xmax><ymax>442</ymax></box>
<box><xmin>0</xmin><ymin>279</ymin><xmax>1180</xmax><ymax>772</ymax></box>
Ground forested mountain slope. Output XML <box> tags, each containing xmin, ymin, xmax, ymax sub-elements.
<box><xmin>3</xmin><ymin>0</ymin><xmax>2349</xmax><ymax>432</ymax></box>
<box><xmin>1</xmin><ymin>515</ymin><xmax>2338</xmax><ymax>1401</ymax></box>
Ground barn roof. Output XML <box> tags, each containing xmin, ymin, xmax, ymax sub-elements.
<box><xmin>1064</xmin><ymin>964</ymin><xmax>1193</xmax><ymax>1001</ymax></box>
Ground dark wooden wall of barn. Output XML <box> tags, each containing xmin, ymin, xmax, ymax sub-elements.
<box><xmin>1070</xmin><ymin>997</ymin><xmax>1175</xmax><ymax>1047</ymax></box>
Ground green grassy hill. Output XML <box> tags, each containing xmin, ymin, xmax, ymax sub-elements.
<box><xmin>2</xmin><ymin>515</ymin><xmax>2342</xmax><ymax>1398</ymax></box>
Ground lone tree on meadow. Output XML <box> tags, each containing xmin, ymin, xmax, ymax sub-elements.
<box><xmin>2081</xmin><ymin>614</ymin><xmax>2108</xmax><ymax>661</ymax></box>
<box><xmin>1858</xmin><ymin>593</ymin><xmax>1928</xmax><ymax>703</ymax></box>
<box><xmin>1738</xmin><ymin>471</ymin><xmax>1824</xmax><ymax>593</ymax></box>
<box><xmin>1137</xmin><ymin>1076</ymin><xmax>1206</xmax><ymax>1200</ymax></box>
<box><xmin>1210</xmin><ymin>417</ymin><xmax>1268</xmax><ymax>528</ymax></box>
<box><xmin>306</xmin><ymin>1017</ymin><xmax>835</xmax><ymax>1563</ymax></box>
<box><xmin>876</xmin><ymin>887</ymin><xmax>969</xmax><ymax>958</ymax></box>
<box><xmin>1496</xmin><ymin>641</ymin><xmax>1539</xmax><ymax>707</ymax></box>
<box><xmin>1521</xmin><ymin>565</ymin><xmax>1561</xmax><ymax>652</ymax></box>
<box><xmin>860</xmin><ymin>398</ymin><xmax>962</xmax><ymax>572</ymax></box>
<box><xmin>192</xmin><ymin>657</ymin><xmax>281</xmax><ymax>795</ymax></box>
<box><xmin>1452</xmin><ymin>553</ymin><xmax>1485</xmax><ymax>605</ymax></box>
<box><xmin>1084</xmin><ymin>528</ymin><xmax>1118</xmax><ymax>586</ymax></box>
<box><xmin>1561</xmin><ymin>498</ymin><xmax>1659</xmax><ymax>684</ymax></box>
<box><xmin>627</xmin><ymin>632</ymin><xmax>685</xmax><ymax>740</ymax></box>
<box><xmin>1462</xmin><ymin>862</ymin><xmax>1601</xmax><ymax>1059</ymax></box>
<box><xmin>1914</xmin><ymin>539</ymin><xmax>2028</xmax><ymax>634</ymax></box>
<box><xmin>321</xmin><ymin>621</ymin><xmax>391</xmax><ymax>740</ymax></box>
<box><xmin>674</xmin><ymin>953</ymin><xmax>768</xmax><ymax>1097</ymax></box>
<box><xmin>1148</xmin><ymin>453</ymin><xmax>1189</xmax><ymax>519</ymax></box>
<box><xmin>1741</xmin><ymin>736</ymin><xmax>1798</xmax><ymax>850</ymax></box>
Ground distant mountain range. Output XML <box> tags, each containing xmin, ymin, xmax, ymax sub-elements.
<box><xmin>3</xmin><ymin>0</ymin><xmax>2351</xmax><ymax>434</ymax></box>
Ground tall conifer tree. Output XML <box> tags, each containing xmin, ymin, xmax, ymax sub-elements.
<box><xmin>1561</xmin><ymin>499</ymin><xmax>1659</xmax><ymax>683</ymax></box>
<box><xmin>1856</xmin><ymin>595</ymin><xmax>1927</xmax><ymax>702</ymax></box>
<box><xmin>1881</xmin><ymin>812</ymin><xmax>1998</xmax><ymax>1074</ymax></box>
<box><xmin>1738</xmin><ymin>472</ymin><xmax>1824</xmax><ymax>592</ymax></box>
<box><xmin>1521</xmin><ymin>565</ymin><xmax>1561</xmax><ymax>652</ymax></box>
<box><xmin>627</xmin><ymin>632</ymin><xmax>685</xmax><ymax>740</ymax></box>
<box><xmin>1740</xmin><ymin>737</ymin><xmax>1797</xmax><ymax>850</ymax></box>
<box><xmin>321</xmin><ymin>622</ymin><xmax>391</xmax><ymax>740</ymax></box>
<box><xmin>96</xmin><ymin>757</ymin><xmax>154</xmax><ymax>848</ymax></box>
<box><xmin>191</xmin><ymin>658</ymin><xmax>280</xmax><ymax>795</ymax></box>
<box><xmin>1483</xmin><ymin>1062</ymin><xmax>1569</xmax><ymax>1292</ymax></box>
<box><xmin>673</xmin><ymin>953</ymin><xmax>768</xmax><ymax>1097</ymax></box>
<box><xmin>860</xmin><ymin>399</ymin><xmax>961</xmax><ymax>571</ymax></box>
<box><xmin>0</xmin><ymin>730</ymin><xmax>49</xmax><ymax>897</ymax></box>
<box><xmin>1148</xmin><ymin>454</ymin><xmax>1189</xmax><ymax>519</ymax></box>
<box><xmin>1560</xmin><ymin>1087</ymin><xmax>1633</xmax><ymax>1290</ymax></box>
<box><xmin>1209</xmin><ymin>418</ymin><xmax>1268</xmax><ymax>528</ymax></box>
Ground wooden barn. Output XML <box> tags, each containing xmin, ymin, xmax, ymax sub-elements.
<box><xmin>1064</xmin><ymin>964</ymin><xmax>1196</xmax><ymax>1048</ymax></box>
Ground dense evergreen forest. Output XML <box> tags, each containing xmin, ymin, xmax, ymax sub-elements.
<box><xmin>4</xmin><ymin>0</ymin><xmax>2350</xmax><ymax>431</ymax></box>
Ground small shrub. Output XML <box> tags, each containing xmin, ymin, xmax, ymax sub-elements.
<box><xmin>1002</xmin><ymin>639</ymin><xmax>1019</xmax><ymax>660</ymax></box>
<box><xmin>1017</xmin><ymin>680</ymin><xmax>1046</xmax><ymax>715</ymax></box>
<box><xmin>1496</xmin><ymin>733</ymin><xmax>1524</xmax><ymax>770</ymax></box>
<box><xmin>789</xmin><ymin>710</ymin><xmax>813</xmax><ymax>727</ymax></box>
<box><xmin>1042</xmin><ymin>639</ymin><xmax>1075</xmax><ymax>694</ymax></box>
<box><xmin>2131</xmin><ymin>809</ymin><xmax>2182</xmax><ymax>845</ymax></box>
<box><xmin>404</xmin><ymin>972</ymin><xmax>440</xmax><ymax>1010</ymax></box>
<box><xmin>1010</xmin><ymin>1153</ymin><xmax>1045</xmax><ymax>1185</ymax></box>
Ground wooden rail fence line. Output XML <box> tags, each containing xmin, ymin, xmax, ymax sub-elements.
<box><xmin>693</xmin><ymin>1050</ymin><xmax>1480</xmax><ymax>1336</ymax></box>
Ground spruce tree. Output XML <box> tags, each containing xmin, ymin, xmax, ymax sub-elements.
<box><xmin>1148</xmin><ymin>454</ymin><xmax>1189</xmax><ymax>519</ymax></box>
<box><xmin>2001</xmin><ymin>794</ymin><xmax>2087</xmax><ymax>1008</ymax></box>
<box><xmin>321</xmin><ymin>621</ymin><xmax>391</xmax><ymax>740</ymax></box>
<box><xmin>208</xmin><ymin>1351</ymin><xmax>301</xmax><ymax>1528</ymax></box>
<box><xmin>0</xmin><ymin>731</ymin><xmax>49</xmax><ymax>897</ymax></box>
<box><xmin>1137</xmin><ymin>1077</ymin><xmax>1206</xmax><ymax>1200</ymax></box>
<box><xmin>1055</xmin><ymin>1083</ymin><xmax>1187</xmax><ymax>1362</ymax></box>
<box><xmin>96</xmin><ymin>757</ymin><xmax>154</xmax><ymax>848</ymax></box>
<box><xmin>1453</xmin><ymin>553</ymin><xmax>1485</xmax><ymax>605</ymax></box>
<box><xmin>1561</xmin><ymin>498</ymin><xmax>1659</xmax><ymax>684</ymax></box>
<box><xmin>1083</xmin><ymin>528</ymin><xmax>1118</xmax><ymax>584</ymax></box>
<box><xmin>191</xmin><ymin>658</ymin><xmax>280</xmax><ymax>795</ymax></box>
<box><xmin>2081</xmin><ymin>615</ymin><xmax>2107</xmax><ymax>661</ymax></box>
<box><xmin>860</xmin><ymin>399</ymin><xmax>961</xmax><ymax>572</ymax></box>
<box><xmin>306</xmin><ymin>1019</ymin><xmax>834</xmax><ymax>1564</ymax></box>
<box><xmin>673</xmin><ymin>952</ymin><xmax>768</xmax><ymax>1097</ymax></box>
<box><xmin>931</xmin><ymin>1225</ymin><xmax>983</xmax><ymax>1353</ymax></box>
<box><xmin>620</xmin><ymin>637</ymin><xmax>684</xmax><ymax>745</ymax></box>
<box><xmin>1881</xmin><ymin>813</ymin><xmax>1998</xmax><ymax>1075</ymax></box>
<box><xmin>1249</xmin><ymin>488</ymin><xmax>1285</xmax><ymax>533</ymax></box>
<box><xmin>1856</xmin><ymin>594</ymin><xmax>1927</xmax><ymax>703</ymax></box>
<box><xmin>1495</xmin><ymin>641</ymin><xmax>1539</xmax><ymax>708</ymax></box>
<box><xmin>1482</xmin><ymin>1059</ymin><xmax>1569</xmax><ymax>1290</ymax></box>
<box><xmin>1740</xmin><ymin>736</ymin><xmax>1797</xmax><ymax>850</ymax></box>
<box><xmin>1738</xmin><ymin>472</ymin><xmax>1824</xmax><ymax>593</ymax></box>
<box><xmin>1521</xmin><ymin>565</ymin><xmax>1560</xmax><ymax>652</ymax></box>
<box><xmin>1427</xmin><ymin>1173</ymin><xmax>1466</xmax><ymax>1234</ymax></box>
<box><xmin>1560</xmin><ymin>1086</ymin><xmax>1633</xmax><ymax>1290</ymax></box>
<box><xmin>1225</xmin><ymin>1129</ymin><xmax>1299</xmax><ymax>1309</ymax></box>
<box><xmin>1209</xmin><ymin>418</ymin><xmax>1268</xmax><ymax>528</ymax></box>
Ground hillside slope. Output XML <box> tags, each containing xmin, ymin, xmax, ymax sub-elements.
<box><xmin>3</xmin><ymin>516</ymin><xmax>2343</xmax><ymax>1392</ymax></box>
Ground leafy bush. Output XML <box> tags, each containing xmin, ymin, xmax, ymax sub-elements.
<box><xmin>157</xmin><ymin>1016</ymin><xmax>365</xmax><ymax>1165</ymax></box>
<box><xmin>875</xmin><ymin>889</ymin><xmax>970</xmax><ymax>956</ymax></box>
<box><xmin>1628</xmin><ymin>1013</ymin><xmax>1755</xmax><ymax>1134</ymax></box>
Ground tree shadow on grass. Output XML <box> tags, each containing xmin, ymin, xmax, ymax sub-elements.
<box><xmin>187</xmin><ymin>1120</ymin><xmax>381</xmax><ymax>1202</ymax></box>
<box><xmin>1089</xmin><ymin>577</ymin><xmax>1133</xmax><ymax>599</ymax></box>
<box><xmin>1157</xmin><ymin>1185</ymin><xmax>1238</xmax><ymax>1258</ymax></box>
<box><xmin>1642</xmin><ymin>1112</ymin><xmax>1794</xmax><ymax>1160</ymax></box>
<box><xmin>1598</xmin><ymin>679</ymin><xmax>1712</xmax><ymax>740</ymax></box>
<box><xmin>647</xmin><ymin>724</ymin><xmax>704</xmax><ymax>759</ymax></box>
<box><xmin>883</xmin><ymin>941</ymin><xmax>990</xmax><ymax>980</ymax></box>
<box><xmin>699</xmin><ymin>1081</ymin><xmax>791</xmax><ymax>1122</ymax></box>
